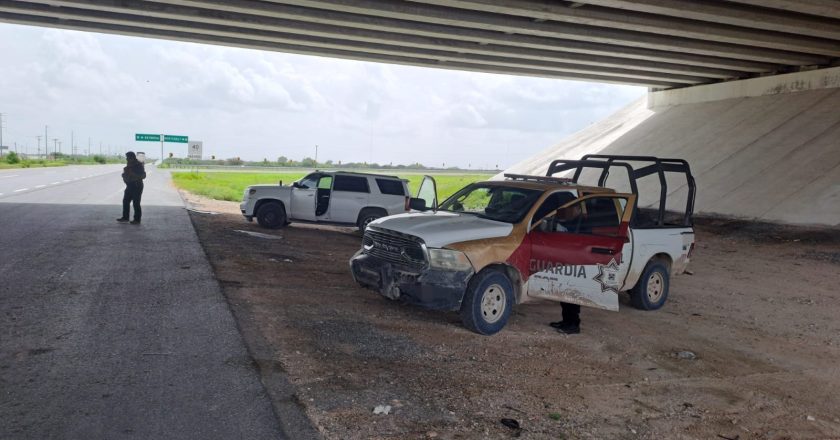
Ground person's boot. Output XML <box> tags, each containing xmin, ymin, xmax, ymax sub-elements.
<box><xmin>117</xmin><ymin>217</ymin><xmax>129</xmax><ymax>222</ymax></box>
<box><xmin>556</xmin><ymin>322</ymin><xmax>580</xmax><ymax>334</ymax></box>
<box><xmin>130</xmin><ymin>219</ymin><xmax>141</xmax><ymax>225</ymax></box>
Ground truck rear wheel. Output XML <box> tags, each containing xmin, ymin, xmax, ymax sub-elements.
<box><xmin>459</xmin><ymin>269</ymin><xmax>514</xmax><ymax>335</ymax></box>
<box><xmin>630</xmin><ymin>261</ymin><xmax>669</xmax><ymax>310</ymax></box>
<box><xmin>256</xmin><ymin>201</ymin><xmax>287</xmax><ymax>229</ymax></box>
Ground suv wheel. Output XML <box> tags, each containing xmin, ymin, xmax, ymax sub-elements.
<box><xmin>459</xmin><ymin>269</ymin><xmax>514</xmax><ymax>335</ymax></box>
<box><xmin>357</xmin><ymin>208</ymin><xmax>386</xmax><ymax>233</ymax></box>
<box><xmin>256</xmin><ymin>201</ymin><xmax>287</xmax><ymax>229</ymax></box>
<box><xmin>630</xmin><ymin>260</ymin><xmax>669</xmax><ymax>310</ymax></box>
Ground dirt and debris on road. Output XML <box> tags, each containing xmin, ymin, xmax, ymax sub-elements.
<box><xmin>183</xmin><ymin>194</ymin><xmax>840</xmax><ymax>440</ymax></box>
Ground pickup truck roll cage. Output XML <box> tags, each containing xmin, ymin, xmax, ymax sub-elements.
<box><xmin>545</xmin><ymin>155</ymin><xmax>696</xmax><ymax>227</ymax></box>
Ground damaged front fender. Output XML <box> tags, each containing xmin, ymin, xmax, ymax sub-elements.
<box><xmin>350</xmin><ymin>252</ymin><xmax>473</xmax><ymax>311</ymax></box>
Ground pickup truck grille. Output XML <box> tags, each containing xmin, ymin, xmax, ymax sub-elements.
<box><xmin>362</xmin><ymin>228</ymin><xmax>426</xmax><ymax>269</ymax></box>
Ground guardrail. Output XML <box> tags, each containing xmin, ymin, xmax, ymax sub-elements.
<box><xmin>161</xmin><ymin>164</ymin><xmax>497</xmax><ymax>175</ymax></box>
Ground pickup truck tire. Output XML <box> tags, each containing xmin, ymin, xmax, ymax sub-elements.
<box><xmin>256</xmin><ymin>201</ymin><xmax>287</xmax><ymax>229</ymax></box>
<box><xmin>459</xmin><ymin>269</ymin><xmax>514</xmax><ymax>335</ymax></box>
<box><xmin>357</xmin><ymin>208</ymin><xmax>387</xmax><ymax>233</ymax></box>
<box><xmin>630</xmin><ymin>261</ymin><xmax>669</xmax><ymax>310</ymax></box>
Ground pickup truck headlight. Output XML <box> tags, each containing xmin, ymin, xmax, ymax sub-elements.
<box><xmin>428</xmin><ymin>248</ymin><xmax>473</xmax><ymax>271</ymax></box>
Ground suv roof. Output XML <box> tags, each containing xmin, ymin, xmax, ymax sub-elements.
<box><xmin>315</xmin><ymin>170</ymin><xmax>405</xmax><ymax>180</ymax></box>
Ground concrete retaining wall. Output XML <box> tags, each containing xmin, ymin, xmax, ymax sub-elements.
<box><xmin>502</xmin><ymin>68</ymin><xmax>840</xmax><ymax>226</ymax></box>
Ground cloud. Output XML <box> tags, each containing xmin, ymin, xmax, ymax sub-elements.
<box><xmin>0</xmin><ymin>23</ymin><xmax>645</xmax><ymax>167</ymax></box>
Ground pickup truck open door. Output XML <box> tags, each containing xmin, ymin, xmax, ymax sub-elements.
<box><xmin>526</xmin><ymin>193</ymin><xmax>636</xmax><ymax>311</ymax></box>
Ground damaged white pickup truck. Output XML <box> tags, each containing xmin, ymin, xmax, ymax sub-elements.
<box><xmin>350</xmin><ymin>155</ymin><xmax>697</xmax><ymax>335</ymax></box>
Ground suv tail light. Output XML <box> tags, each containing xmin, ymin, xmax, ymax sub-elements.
<box><xmin>404</xmin><ymin>196</ymin><xmax>410</xmax><ymax>211</ymax></box>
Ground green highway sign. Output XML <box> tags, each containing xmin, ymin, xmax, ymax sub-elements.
<box><xmin>135</xmin><ymin>133</ymin><xmax>161</xmax><ymax>142</ymax></box>
<box><xmin>164</xmin><ymin>135</ymin><xmax>188</xmax><ymax>143</ymax></box>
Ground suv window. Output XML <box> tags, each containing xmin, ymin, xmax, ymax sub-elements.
<box><xmin>333</xmin><ymin>175</ymin><xmax>370</xmax><ymax>193</ymax></box>
<box><xmin>318</xmin><ymin>175</ymin><xmax>333</xmax><ymax>189</ymax></box>
<box><xmin>375</xmin><ymin>178</ymin><xmax>406</xmax><ymax>196</ymax></box>
<box><xmin>298</xmin><ymin>173</ymin><xmax>319</xmax><ymax>189</ymax></box>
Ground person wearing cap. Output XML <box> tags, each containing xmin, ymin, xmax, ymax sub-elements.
<box><xmin>117</xmin><ymin>151</ymin><xmax>146</xmax><ymax>225</ymax></box>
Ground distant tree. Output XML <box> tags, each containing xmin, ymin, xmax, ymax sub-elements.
<box><xmin>277</xmin><ymin>155</ymin><xmax>288</xmax><ymax>164</ymax></box>
<box><xmin>226</xmin><ymin>157</ymin><xmax>243</xmax><ymax>166</ymax></box>
<box><xmin>5</xmin><ymin>151</ymin><xmax>20</xmax><ymax>164</ymax></box>
<box><xmin>300</xmin><ymin>157</ymin><xmax>317</xmax><ymax>167</ymax></box>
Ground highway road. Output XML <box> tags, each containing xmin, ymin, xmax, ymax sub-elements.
<box><xmin>0</xmin><ymin>165</ymin><xmax>296</xmax><ymax>439</ymax></box>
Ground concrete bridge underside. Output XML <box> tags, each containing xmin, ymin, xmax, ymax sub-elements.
<box><xmin>1</xmin><ymin>0</ymin><xmax>839</xmax><ymax>89</ymax></box>
<box><xmin>503</xmin><ymin>67</ymin><xmax>840</xmax><ymax>227</ymax></box>
<box><xmin>2</xmin><ymin>1</ymin><xmax>838</xmax><ymax>225</ymax></box>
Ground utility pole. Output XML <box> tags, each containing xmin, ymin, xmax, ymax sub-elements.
<box><xmin>53</xmin><ymin>138</ymin><xmax>58</xmax><ymax>158</ymax></box>
<box><xmin>71</xmin><ymin>130</ymin><xmax>74</xmax><ymax>157</ymax></box>
<box><xmin>36</xmin><ymin>136</ymin><xmax>41</xmax><ymax>158</ymax></box>
<box><xmin>45</xmin><ymin>125</ymin><xmax>49</xmax><ymax>159</ymax></box>
<box><xmin>0</xmin><ymin>113</ymin><xmax>4</xmax><ymax>150</ymax></box>
<box><xmin>315</xmin><ymin>144</ymin><xmax>319</xmax><ymax>164</ymax></box>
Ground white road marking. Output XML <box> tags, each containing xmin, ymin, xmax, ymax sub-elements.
<box><xmin>36</xmin><ymin>185</ymin><xmax>46</xmax><ymax>188</ymax></box>
<box><xmin>51</xmin><ymin>182</ymin><xmax>60</xmax><ymax>185</ymax></box>
<box><xmin>0</xmin><ymin>174</ymin><xmax>19</xmax><ymax>179</ymax></box>
<box><xmin>63</xmin><ymin>180</ymin><xmax>70</xmax><ymax>183</ymax></box>
<box><xmin>14</xmin><ymin>188</ymin><xmax>28</xmax><ymax>192</ymax></box>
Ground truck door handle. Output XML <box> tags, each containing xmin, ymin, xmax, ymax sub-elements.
<box><xmin>591</xmin><ymin>247</ymin><xmax>615</xmax><ymax>255</ymax></box>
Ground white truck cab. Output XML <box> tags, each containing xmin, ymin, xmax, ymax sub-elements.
<box><xmin>351</xmin><ymin>155</ymin><xmax>697</xmax><ymax>335</ymax></box>
<box><xmin>241</xmin><ymin>171</ymin><xmax>410</xmax><ymax>232</ymax></box>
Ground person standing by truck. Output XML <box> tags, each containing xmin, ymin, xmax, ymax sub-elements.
<box><xmin>117</xmin><ymin>151</ymin><xmax>146</xmax><ymax>225</ymax></box>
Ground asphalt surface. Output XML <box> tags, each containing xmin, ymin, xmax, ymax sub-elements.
<box><xmin>0</xmin><ymin>165</ymin><xmax>290</xmax><ymax>439</ymax></box>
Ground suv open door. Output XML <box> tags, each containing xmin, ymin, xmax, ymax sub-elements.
<box><xmin>410</xmin><ymin>175</ymin><xmax>438</xmax><ymax>211</ymax></box>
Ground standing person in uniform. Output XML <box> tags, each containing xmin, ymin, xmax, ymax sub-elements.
<box><xmin>117</xmin><ymin>151</ymin><xmax>146</xmax><ymax>225</ymax></box>
<box><xmin>548</xmin><ymin>202</ymin><xmax>584</xmax><ymax>334</ymax></box>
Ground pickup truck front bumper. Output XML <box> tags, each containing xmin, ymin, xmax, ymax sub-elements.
<box><xmin>350</xmin><ymin>251</ymin><xmax>473</xmax><ymax>311</ymax></box>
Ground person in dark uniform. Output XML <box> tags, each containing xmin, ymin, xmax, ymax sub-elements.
<box><xmin>117</xmin><ymin>151</ymin><xmax>146</xmax><ymax>225</ymax></box>
<box><xmin>549</xmin><ymin>203</ymin><xmax>584</xmax><ymax>334</ymax></box>
<box><xmin>551</xmin><ymin>304</ymin><xmax>580</xmax><ymax>334</ymax></box>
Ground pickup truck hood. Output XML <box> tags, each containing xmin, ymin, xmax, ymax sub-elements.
<box><xmin>370</xmin><ymin>211</ymin><xmax>513</xmax><ymax>248</ymax></box>
<box><xmin>251</xmin><ymin>184</ymin><xmax>289</xmax><ymax>190</ymax></box>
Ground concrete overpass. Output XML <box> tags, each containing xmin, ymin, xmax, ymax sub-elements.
<box><xmin>0</xmin><ymin>0</ymin><xmax>838</xmax><ymax>89</ymax></box>
<box><xmin>1</xmin><ymin>1</ymin><xmax>838</xmax><ymax>225</ymax></box>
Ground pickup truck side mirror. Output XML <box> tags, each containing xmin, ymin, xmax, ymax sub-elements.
<box><xmin>409</xmin><ymin>197</ymin><xmax>428</xmax><ymax>211</ymax></box>
<box><xmin>292</xmin><ymin>182</ymin><xmax>305</xmax><ymax>189</ymax></box>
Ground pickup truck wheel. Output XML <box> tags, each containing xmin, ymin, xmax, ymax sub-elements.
<box><xmin>630</xmin><ymin>261</ymin><xmax>669</xmax><ymax>310</ymax></box>
<box><xmin>459</xmin><ymin>270</ymin><xmax>514</xmax><ymax>335</ymax></box>
<box><xmin>256</xmin><ymin>201</ymin><xmax>287</xmax><ymax>229</ymax></box>
<box><xmin>357</xmin><ymin>208</ymin><xmax>386</xmax><ymax>233</ymax></box>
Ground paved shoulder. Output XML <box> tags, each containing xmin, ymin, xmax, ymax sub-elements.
<box><xmin>0</xmin><ymin>167</ymin><xmax>288</xmax><ymax>439</ymax></box>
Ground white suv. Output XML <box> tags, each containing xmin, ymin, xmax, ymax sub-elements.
<box><xmin>241</xmin><ymin>171</ymin><xmax>411</xmax><ymax>232</ymax></box>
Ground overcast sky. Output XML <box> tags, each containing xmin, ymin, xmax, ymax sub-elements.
<box><xmin>0</xmin><ymin>23</ymin><xmax>644</xmax><ymax>168</ymax></box>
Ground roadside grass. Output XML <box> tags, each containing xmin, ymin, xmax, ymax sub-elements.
<box><xmin>171</xmin><ymin>171</ymin><xmax>494</xmax><ymax>202</ymax></box>
<box><xmin>0</xmin><ymin>160</ymin><xmax>68</xmax><ymax>169</ymax></box>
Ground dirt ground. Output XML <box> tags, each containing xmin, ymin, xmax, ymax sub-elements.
<box><xmin>181</xmin><ymin>192</ymin><xmax>840</xmax><ymax>440</ymax></box>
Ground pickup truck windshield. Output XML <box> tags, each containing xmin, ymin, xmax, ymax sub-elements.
<box><xmin>439</xmin><ymin>184</ymin><xmax>542</xmax><ymax>224</ymax></box>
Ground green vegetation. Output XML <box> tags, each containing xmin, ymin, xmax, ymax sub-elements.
<box><xmin>171</xmin><ymin>171</ymin><xmax>494</xmax><ymax>202</ymax></box>
<box><xmin>160</xmin><ymin>156</ymin><xmax>492</xmax><ymax>172</ymax></box>
<box><xmin>549</xmin><ymin>413</ymin><xmax>562</xmax><ymax>421</ymax></box>
<box><xmin>5</xmin><ymin>151</ymin><xmax>20</xmax><ymax>164</ymax></box>
<box><xmin>0</xmin><ymin>152</ymin><xmax>122</xmax><ymax>169</ymax></box>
